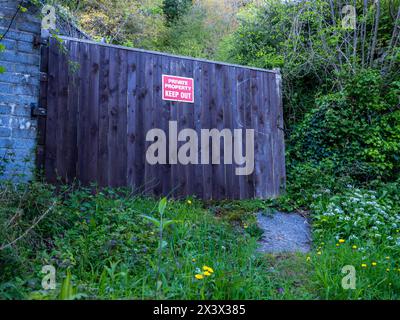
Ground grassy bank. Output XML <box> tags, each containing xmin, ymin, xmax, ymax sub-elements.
<box><xmin>1</xmin><ymin>181</ymin><xmax>399</xmax><ymax>300</ymax></box>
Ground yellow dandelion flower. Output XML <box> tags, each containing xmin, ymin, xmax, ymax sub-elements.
<box><xmin>372</xmin><ymin>262</ymin><xmax>377</xmax><ymax>267</ymax></box>
<box><xmin>203</xmin><ymin>271</ymin><xmax>211</xmax><ymax>276</ymax></box>
<box><xmin>339</xmin><ymin>239</ymin><xmax>345</xmax><ymax>244</ymax></box>
<box><xmin>202</xmin><ymin>266</ymin><xmax>214</xmax><ymax>273</ymax></box>
<box><xmin>361</xmin><ymin>263</ymin><xmax>367</xmax><ymax>268</ymax></box>
<box><xmin>195</xmin><ymin>274</ymin><xmax>204</xmax><ymax>280</ymax></box>
<box><xmin>352</xmin><ymin>245</ymin><xmax>357</xmax><ymax>249</ymax></box>
<box><xmin>336</xmin><ymin>244</ymin><xmax>340</xmax><ymax>247</ymax></box>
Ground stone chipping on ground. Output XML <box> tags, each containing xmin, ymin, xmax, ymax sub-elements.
<box><xmin>257</xmin><ymin>212</ymin><xmax>312</xmax><ymax>253</ymax></box>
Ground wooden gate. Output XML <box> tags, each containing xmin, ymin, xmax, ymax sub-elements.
<box><xmin>37</xmin><ymin>36</ymin><xmax>286</xmax><ymax>200</ymax></box>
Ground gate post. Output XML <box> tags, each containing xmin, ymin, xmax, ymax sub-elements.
<box><xmin>33</xmin><ymin>28</ymin><xmax>50</xmax><ymax>174</ymax></box>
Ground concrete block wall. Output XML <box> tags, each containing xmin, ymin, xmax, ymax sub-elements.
<box><xmin>0</xmin><ymin>1</ymin><xmax>90</xmax><ymax>181</ymax></box>
<box><xmin>0</xmin><ymin>1</ymin><xmax>40</xmax><ymax>181</ymax></box>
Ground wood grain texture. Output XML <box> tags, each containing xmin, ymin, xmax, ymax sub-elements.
<box><xmin>43</xmin><ymin>38</ymin><xmax>286</xmax><ymax>200</ymax></box>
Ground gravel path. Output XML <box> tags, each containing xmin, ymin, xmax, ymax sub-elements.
<box><xmin>257</xmin><ymin>212</ymin><xmax>311</xmax><ymax>253</ymax></box>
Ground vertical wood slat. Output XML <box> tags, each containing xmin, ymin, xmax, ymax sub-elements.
<box><xmin>160</xmin><ymin>55</ymin><xmax>171</xmax><ymax>196</ymax></box>
<box><xmin>36</xmin><ymin>40</ymin><xmax>49</xmax><ymax>172</ymax></box>
<box><xmin>230</xmin><ymin>67</ymin><xmax>239</xmax><ymax>200</ymax></box>
<box><xmin>201</xmin><ymin>62</ymin><xmax>212</xmax><ymax>200</ymax></box>
<box><xmin>143</xmin><ymin>54</ymin><xmax>154</xmax><ymax>194</ymax></box>
<box><xmin>236</xmin><ymin>68</ymin><xmax>247</xmax><ymax>199</ymax></box>
<box><xmin>55</xmin><ymin>40</ymin><xmax>69</xmax><ymax>183</ymax></box>
<box><xmin>44</xmin><ymin>38</ymin><xmax>59</xmax><ymax>183</ymax></box>
<box><xmin>86</xmin><ymin>43</ymin><xmax>100</xmax><ymax>184</ymax></box>
<box><xmin>152</xmin><ymin>54</ymin><xmax>163</xmax><ymax>196</ymax></box>
<box><xmin>276</xmin><ymin>70</ymin><xmax>287</xmax><ymax>194</ymax></box>
<box><xmin>98</xmin><ymin>45</ymin><xmax>110</xmax><ymax>187</ymax></box>
<box><xmin>117</xmin><ymin>49</ymin><xmax>128</xmax><ymax>187</ymax></box>
<box><xmin>44</xmin><ymin>37</ymin><xmax>285</xmax><ymax>200</ymax></box>
<box><xmin>169</xmin><ymin>59</ymin><xmax>178</xmax><ymax>198</ymax></box>
<box><xmin>64</xmin><ymin>41</ymin><xmax>79</xmax><ymax>183</ymax></box>
<box><xmin>77</xmin><ymin>42</ymin><xmax>90</xmax><ymax>185</ymax></box>
<box><xmin>127</xmin><ymin>51</ymin><xmax>138</xmax><ymax>190</ymax></box>
<box><xmin>135</xmin><ymin>52</ymin><xmax>145</xmax><ymax>191</ymax></box>
<box><xmin>269</xmin><ymin>72</ymin><xmax>278</xmax><ymax>196</ymax></box>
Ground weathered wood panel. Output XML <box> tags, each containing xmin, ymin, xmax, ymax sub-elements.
<box><xmin>42</xmin><ymin>36</ymin><xmax>286</xmax><ymax>200</ymax></box>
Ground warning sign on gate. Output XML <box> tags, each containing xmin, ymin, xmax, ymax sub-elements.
<box><xmin>162</xmin><ymin>74</ymin><xmax>194</xmax><ymax>103</ymax></box>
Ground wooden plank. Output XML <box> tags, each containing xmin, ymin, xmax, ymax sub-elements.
<box><xmin>236</xmin><ymin>68</ymin><xmax>247</xmax><ymax>199</ymax></box>
<box><xmin>98</xmin><ymin>45</ymin><xmax>110</xmax><ymax>188</ymax></box>
<box><xmin>169</xmin><ymin>59</ymin><xmax>179</xmax><ymax>198</ymax></box>
<box><xmin>177</xmin><ymin>58</ymin><xmax>193</xmax><ymax>198</ymax></box>
<box><xmin>63</xmin><ymin>40</ymin><xmax>79</xmax><ymax>183</ymax></box>
<box><xmin>143</xmin><ymin>53</ymin><xmax>154</xmax><ymax>194</ymax></box>
<box><xmin>222</xmin><ymin>65</ymin><xmax>233</xmax><ymax>199</ymax></box>
<box><xmin>106</xmin><ymin>47</ymin><xmax>120</xmax><ymax>187</ymax></box>
<box><xmin>83</xmin><ymin>43</ymin><xmax>100</xmax><ymax>185</ymax></box>
<box><xmin>152</xmin><ymin>54</ymin><xmax>163</xmax><ymax>196</ymax></box>
<box><xmin>201</xmin><ymin>62</ymin><xmax>212</xmax><ymax>200</ymax></box>
<box><xmin>258</xmin><ymin>72</ymin><xmax>268</xmax><ymax>198</ymax></box>
<box><xmin>244</xmin><ymin>69</ymin><xmax>254</xmax><ymax>198</ymax></box>
<box><xmin>36</xmin><ymin>41</ymin><xmax>49</xmax><ymax>171</ymax></box>
<box><xmin>193</xmin><ymin>61</ymin><xmax>203</xmax><ymax>199</ymax></box>
<box><xmin>160</xmin><ymin>55</ymin><xmax>172</xmax><ymax>197</ymax></box>
<box><xmin>45</xmin><ymin>38</ymin><xmax>59</xmax><ymax>183</ymax></box>
<box><xmin>116</xmin><ymin>48</ymin><xmax>128</xmax><ymax>187</ymax></box>
<box><xmin>276</xmin><ymin>71</ymin><xmax>286</xmax><ymax>194</ymax></box>
<box><xmin>214</xmin><ymin>64</ymin><xmax>225</xmax><ymax>200</ymax></box>
<box><xmin>230</xmin><ymin>67</ymin><xmax>240</xmax><ymax>200</ymax></box>
<box><xmin>127</xmin><ymin>51</ymin><xmax>138</xmax><ymax>190</ymax></box>
<box><xmin>208</xmin><ymin>63</ymin><xmax>217</xmax><ymax>199</ymax></box>
<box><xmin>56</xmin><ymin>39</ymin><xmax>71</xmax><ymax>183</ymax></box>
<box><xmin>250</xmin><ymin>70</ymin><xmax>261</xmax><ymax>198</ymax></box>
<box><xmin>77</xmin><ymin>42</ymin><xmax>90</xmax><ymax>185</ymax></box>
<box><xmin>268</xmin><ymin>72</ymin><xmax>278</xmax><ymax>196</ymax></box>
<box><xmin>134</xmin><ymin>52</ymin><xmax>145</xmax><ymax>191</ymax></box>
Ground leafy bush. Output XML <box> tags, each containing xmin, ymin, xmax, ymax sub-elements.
<box><xmin>312</xmin><ymin>186</ymin><xmax>400</xmax><ymax>253</ymax></box>
<box><xmin>289</xmin><ymin>70</ymin><xmax>400</xmax><ymax>182</ymax></box>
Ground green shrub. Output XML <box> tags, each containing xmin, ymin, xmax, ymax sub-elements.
<box><xmin>312</xmin><ymin>186</ymin><xmax>400</xmax><ymax>253</ymax></box>
<box><xmin>289</xmin><ymin>70</ymin><xmax>400</xmax><ymax>183</ymax></box>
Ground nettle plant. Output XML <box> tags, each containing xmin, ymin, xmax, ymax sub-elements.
<box><xmin>312</xmin><ymin>187</ymin><xmax>400</xmax><ymax>251</ymax></box>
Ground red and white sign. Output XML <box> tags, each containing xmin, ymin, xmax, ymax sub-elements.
<box><xmin>162</xmin><ymin>74</ymin><xmax>194</xmax><ymax>103</ymax></box>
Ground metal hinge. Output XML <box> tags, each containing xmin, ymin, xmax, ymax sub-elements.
<box><xmin>31</xmin><ymin>103</ymin><xmax>47</xmax><ymax>117</ymax></box>
<box><xmin>40</xmin><ymin>72</ymin><xmax>48</xmax><ymax>82</ymax></box>
<box><xmin>33</xmin><ymin>35</ymin><xmax>48</xmax><ymax>48</ymax></box>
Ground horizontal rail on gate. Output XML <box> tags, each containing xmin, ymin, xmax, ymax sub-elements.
<box><xmin>57</xmin><ymin>36</ymin><xmax>279</xmax><ymax>75</ymax></box>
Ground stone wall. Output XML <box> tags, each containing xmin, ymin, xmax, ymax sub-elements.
<box><xmin>0</xmin><ymin>1</ymin><xmax>41</xmax><ymax>181</ymax></box>
<box><xmin>0</xmin><ymin>0</ymin><xmax>90</xmax><ymax>181</ymax></box>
